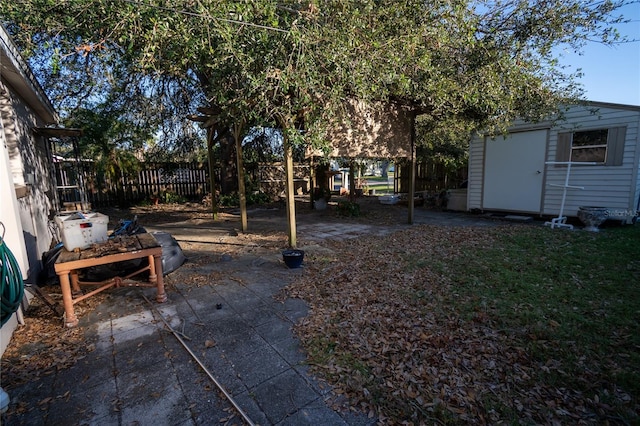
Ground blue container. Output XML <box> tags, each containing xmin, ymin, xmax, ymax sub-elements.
<box><xmin>1</xmin><ymin>386</ymin><xmax>9</xmax><ymax>414</ymax></box>
<box><xmin>282</xmin><ymin>249</ymin><xmax>304</xmax><ymax>268</ymax></box>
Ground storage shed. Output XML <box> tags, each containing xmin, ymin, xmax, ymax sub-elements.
<box><xmin>467</xmin><ymin>101</ymin><xmax>640</xmax><ymax>223</ymax></box>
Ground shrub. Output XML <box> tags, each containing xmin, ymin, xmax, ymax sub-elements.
<box><xmin>219</xmin><ymin>191</ymin><xmax>272</xmax><ymax>207</ymax></box>
<box><xmin>163</xmin><ymin>191</ymin><xmax>187</xmax><ymax>204</ymax></box>
<box><xmin>336</xmin><ymin>201</ymin><xmax>361</xmax><ymax>217</ymax></box>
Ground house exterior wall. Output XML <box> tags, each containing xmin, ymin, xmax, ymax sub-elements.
<box><xmin>467</xmin><ymin>131</ymin><xmax>485</xmax><ymax>211</ymax></box>
<box><xmin>1</xmin><ymin>23</ymin><xmax>57</xmax><ymax>355</ymax></box>
<box><xmin>468</xmin><ymin>102</ymin><xmax>640</xmax><ymax>219</ymax></box>
<box><xmin>0</xmin><ymin>114</ymin><xmax>29</xmax><ymax>356</ymax></box>
<box><xmin>635</xmin><ymin>144</ymin><xmax>640</xmax><ymax>214</ymax></box>
<box><xmin>1</xmin><ymin>85</ymin><xmax>56</xmax><ymax>279</ymax></box>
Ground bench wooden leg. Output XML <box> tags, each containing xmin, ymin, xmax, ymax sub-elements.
<box><xmin>58</xmin><ymin>270</ymin><xmax>79</xmax><ymax>328</ymax></box>
<box><xmin>151</xmin><ymin>254</ymin><xmax>167</xmax><ymax>303</ymax></box>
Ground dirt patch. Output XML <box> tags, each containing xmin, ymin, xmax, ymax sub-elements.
<box><xmin>100</xmin><ymin>195</ymin><xmax>418</xmax><ymax>229</ymax></box>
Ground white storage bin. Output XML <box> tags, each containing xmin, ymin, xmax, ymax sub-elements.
<box><xmin>55</xmin><ymin>212</ymin><xmax>109</xmax><ymax>251</ymax></box>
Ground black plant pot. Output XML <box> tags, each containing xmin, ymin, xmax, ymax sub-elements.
<box><xmin>282</xmin><ymin>249</ymin><xmax>304</xmax><ymax>268</ymax></box>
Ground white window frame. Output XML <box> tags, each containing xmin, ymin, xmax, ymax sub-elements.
<box><xmin>557</xmin><ymin>126</ymin><xmax>626</xmax><ymax>167</ymax></box>
<box><xmin>570</xmin><ymin>128</ymin><xmax>608</xmax><ymax>163</ymax></box>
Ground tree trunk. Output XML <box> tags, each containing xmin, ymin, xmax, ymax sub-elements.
<box><xmin>408</xmin><ymin>114</ymin><xmax>417</xmax><ymax>224</ymax></box>
<box><xmin>348</xmin><ymin>160</ymin><xmax>356</xmax><ymax>203</ymax></box>
<box><xmin>380</xmin><ymin>160</ymin><xmax>390</xmax><ymax>179</ymax></box>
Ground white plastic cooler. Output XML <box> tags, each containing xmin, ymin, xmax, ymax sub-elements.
<box><xmin>54</xmin><ymin>212</ymin><xmax>109</xmax><ymax>251</ymax></box>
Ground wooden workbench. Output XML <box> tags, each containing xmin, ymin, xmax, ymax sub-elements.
<box><xmin>54</xmin><ymin>233</ymin><xmax>167</xmax><ymax>327</ymax></box>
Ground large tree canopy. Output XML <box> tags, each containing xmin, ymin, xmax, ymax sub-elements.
<box><xmin>2</xmin><ymin>0</ymin><xmax>629</xmax><ymax>150</ymax></box>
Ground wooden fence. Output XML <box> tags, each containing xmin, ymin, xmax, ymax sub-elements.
<box><xmin>395</xmin><ymin>160</ymin><xmax>468</xmax><ymax>194</ymax></box>
<box><xmin>55</xmin><ymin>161</ymin><xmax>210</xmax><ymax>208</ymax></box>
<box><xmin>54</xmin><ymin>161</ymin><xmax>312</xmax><ymax>209</ymax></box>
<box><xmin>54</xmin><ymin>159</ymin><xmax>463</xmax><ymax>209</ymax></box>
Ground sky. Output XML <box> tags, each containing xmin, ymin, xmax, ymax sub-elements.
<box><xmin>555</xmin><ymin>2</ymin><xmax>640</xmax><ymax>106</ymax></box>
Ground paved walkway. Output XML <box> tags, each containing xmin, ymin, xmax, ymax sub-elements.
<box><xmin>2</xmin><ymin>208</ymin><xmax>507</xmax><ymax>425</ymax></box>
<box><xmin>298</xmin><ymin>209</ymin><xmax>501</xmax><ymax>243</ymax></box>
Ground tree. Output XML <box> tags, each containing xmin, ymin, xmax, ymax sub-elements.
<box><xmin>3</xmin><ymin>0</ymin><xmax>630</xmax><ymax>242</ymax></box>
<box><xmin>63</xmin><ymin>106</ymin><xmax>148</xmax><ymax>206</ymax></box>
<box><xmin>415</xmin><ymin>115</ymin><xmax>474</xmax><ymax>169</ymax></box>
<box><xmin>5</xmin><ymin>0</ymin><xmax>629</xmax><ymax>132</ymax></box>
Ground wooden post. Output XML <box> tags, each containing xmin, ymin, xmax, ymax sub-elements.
<box><xmin>408</xmin><ymin>114</ymin><xmax>417</xmax><ymax>224</ymax></box>
<box><xmin>206</xmin><ymin>128</ymin><xmax>218</xmax><ymax>220</ymax></box>
<box><xmin>309</xmin><ymin>156</ymin><xmax>315</xmax><ymax>209</ymax></box>
<box><xmin>282</xmin><ymin>129</ymin><xmax>297</xmax><ymax>248</ymax></box>
<box><xmin>234</xmin><ymin>121</ymin><xmax>248</xmax><ymax>232</ymax></box>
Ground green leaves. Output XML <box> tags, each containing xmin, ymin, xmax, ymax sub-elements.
<box><xmin>3</xmin><ymin>0</ymin><xmax>627</xmax><ymax>156</ymax></box>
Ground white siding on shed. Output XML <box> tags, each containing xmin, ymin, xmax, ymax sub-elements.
<box><xmin>542</xmin><ymin>104</ymin><xmax>640</xmax><ymax>217</ymax></box>
<box><xmin>635</xmin><ymin>153</ymin><xmax>640</xmax><ymax>214</ymax></box>
<box><xmin>467</xmin><ymin>132</ymin><xmax>484</xmax><ymax>210</ymax></box>
<box><xmin>467</xmin><ymin>102</ymin><xmax>640</xmax><ymax>218</ymax></box>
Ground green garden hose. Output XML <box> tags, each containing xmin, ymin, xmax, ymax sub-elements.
<box><xmin>1</xmin><ymin>222</ymin><xmax>24</xmax><ymax>327</ymax></box>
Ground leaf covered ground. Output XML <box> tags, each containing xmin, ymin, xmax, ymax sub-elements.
<box><xmin>3</xmin><ymin>201</ymin><xmax>638</xmax><ymax>424</ymax></box>
<box><xmin>284</xmin><ymin>224</ymin><xmax>640</xmax><ymax>424</ymax></box>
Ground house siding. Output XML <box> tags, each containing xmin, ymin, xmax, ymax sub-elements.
<box><xmin>1</xmin><ymin>78</ymin><xmax>55</xmax><ymax>281</ymax></box>
<box><xmin>468</xmin><ymin>102</ymin><xmax>640</xmax><ymax>219</ymax></box>
<box><xmin>635</xmin><ymin>139</ymin><xmax>640</xmax><ymax>215</ymax></box>
<box><xmin>1</xmin><ymin>23</ymin><xmax>59</xmax><ymax>356</ymax></box>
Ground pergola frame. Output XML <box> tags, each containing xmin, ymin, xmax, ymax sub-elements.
<box><xmin>189</xmin><ymin>98</ymin><xmax>418</xmax><ymax>247</ymax></box>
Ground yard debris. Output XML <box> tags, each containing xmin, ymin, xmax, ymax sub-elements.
<box><xmin>284</xmin><ymin>224</ymin><xmax>640</xmax><ymax>424</ymax></box>
<box><xmin>1</xmin><ymin>293</ymin><xmax>103</xmax><ymax>387</ymax></box>
<box><xmin>3</xmin><ymin>202</ymin><xmax>637</xmax><ymax>424</ymax></box>
<box><xmin>89</xmin><ymin>235</ymin><xmax>140</xmax><ymax>256</ymax></box>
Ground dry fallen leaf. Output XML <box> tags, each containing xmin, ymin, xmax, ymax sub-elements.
<box><xmin>283</xmin><ymin>223</ymin><xmax>638</xmax><ymax>424</ymax></box>
<box><xmin>3</xmin><ymin>204</ymin><xmax>637</xmax><ymax>425</ymax></box>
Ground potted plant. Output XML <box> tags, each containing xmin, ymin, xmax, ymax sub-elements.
<box><xmin>282</xmin><ymin>249</ymin><xmax>305</xmax><ymax>268</ymax></box>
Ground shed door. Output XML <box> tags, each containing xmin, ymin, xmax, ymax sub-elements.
<box><xmin>482</xmin><ymin>129</ymin><xmax>548</xmax><ymax>213</ymax></box>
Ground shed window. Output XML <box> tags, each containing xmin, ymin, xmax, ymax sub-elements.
<box><xmin>556</xmin><ymin>126</ymin><xmax>626</xmax><ymax>166</ymax></box>
<box><xmin>571</xmin><ymin>129</ymin><xmax>608</xmax><ymax>162</ymax></box>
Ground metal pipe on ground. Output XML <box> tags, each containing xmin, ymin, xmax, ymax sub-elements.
<box><xmin>140</xmin><ymin>293</ymin><xmax>255</xmax><ymax>426</ymax></box>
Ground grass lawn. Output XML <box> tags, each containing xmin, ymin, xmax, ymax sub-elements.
<box><xmin>287</xmin><ymin>223</ymin><xmax>640</xmax><ymax>424</ymax></box>
<box><xmin>362</xmin><ymin>174</ymin><xmax>395</xmax><ymax>194</ymax></box>
<box><xmin>447</xmin><ymin>224</ymin><xmax>640</xmax><ymax>421</ymax></box>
